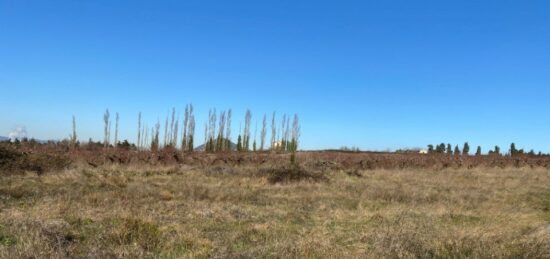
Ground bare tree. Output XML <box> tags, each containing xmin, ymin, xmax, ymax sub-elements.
<box><xmin>243</xmin><ymin>109</ymin><xmax>252</xmax><ymax>151</ymax></box>
<box><xmin>181</xmin><ymin>105</ymin><xmax>189</xmax><ymax>151</ymax></box>
<box><xmin>217</xmin><ymin>110</ymin><xmax>226</xmax><ymax>151</ymax></box>
<box><xmin>260</xmin><ymin>114</ymin><xmax>267</xmax><ymax>151</ymax></box>
<box><xmin>253</xmin><ymin>121</ymin><xmax>257</xmax><ymax>151</ymax></box>
<box><xmin>290</xmin><ymin>114</ymin><xmax>300</xmax><ymax>152</ymax></box>
<box><xmin>206</xmin><ymin>108</ymin><xmax>217</xmax><ymax>152</ymax></box>
<box><xmin>270</xmin><ymin>112</ymin><xmax>276</xmax><ymax>151</ymax></box>
<box><xmin>280</xmin><ymin>114</ymin><xmax>287</xmax><ymax>151</ymax></box>
<box><xmin>141</xmin><ymin>122</ymin><xmax>147</xmax><ymax>150</ymax></box>
<box><xmin>70</xmin><ymin>115</ymin><xmax>77</xmax><ymax>148</ymax></box>
<box><xmin>143</xmin><ymin>124</ymin><xmax>149</xmax><ymax>150</ymax></box>
<box><xmin>188</xmin><ymin>115</ymin><xmax>195</xmax><ymax>152</ymax></box>
<box><xmin>225</xmin><ymin>109</ymin><xmax>232</xmax><ymax>151</ymax></box>
<box><xmin>169</xmin><ymin>107</ymin><xmax>176</xmax><ymax>147</ymax></box>
<box><xmin>204</xmin><ymin>122</ymin><xmax>208</xmax><ymax>152</ymax></box>
<box><xmin>172</xmin><ymin>115</ymin><xmax>179</xmax><ymax>148</ymax></box>
<box><xmin>181</xmin><ymin>104</ymin><xmax>193</xmax><ymax>152</ymax></box>
<box><xmin>114</xmin><ymin>112</ymin><xmax>119</xmax><ymax>148</ymax></box>
<box><xmin>137</xmin><ymin>112</ymin><xmax>142</xmax><ymax>150</ymax></box>
<box><xmin>103</xmin><ymin>109</ymin><xmax>110</xmax><ymax>148</ymax></box>
<box><xmin>152</xmin><ymin>120</ymin><xmax>160</xmax><ymax>152</ymax></box>
<box><xmin>163</xmin><ymin>114</ymin><xmax>169</xmax><ymax>148</ymax></box>
<box><xmin>284</xmin><ymin>115</ymin><xmax>290</xmax><ymax>151</ymax></box>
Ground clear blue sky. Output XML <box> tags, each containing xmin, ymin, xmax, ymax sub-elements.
<box><xmin>1</xmin><ymin>0</ymin><xmax>549</xmax><ymax>152</ymax></box>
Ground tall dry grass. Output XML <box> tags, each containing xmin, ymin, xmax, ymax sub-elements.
<box><xmin>0</xmin><ymin>163</ymin><xmax>548</xmax><ymax>258</ymax></box>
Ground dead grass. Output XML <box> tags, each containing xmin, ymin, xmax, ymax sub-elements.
<box><xmin>0</xmin><ymin>164</ymin><xmax>549</xmax><ymax>258</ymax></box>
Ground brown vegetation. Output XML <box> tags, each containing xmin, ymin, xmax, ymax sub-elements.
<box><xmin>0</xmin><ymin>162</ymin><xmax>549</xmax><ymax>257</ymax></box>
<box><xmin>1</xmin><ymin>143</ymin><xmax>549</xmax><ymax>257</ymax></box>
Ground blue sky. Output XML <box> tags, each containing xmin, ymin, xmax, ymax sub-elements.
<box><xmin>1</xmin><ymin>0</ymin><xmax>549</xmax><ymax>152</ymax></box>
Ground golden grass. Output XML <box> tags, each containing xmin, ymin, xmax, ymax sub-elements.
<box><xmin>0</xmin><ymin>164</ymin><xmax>549</xmax><ymax>258</ymax></box>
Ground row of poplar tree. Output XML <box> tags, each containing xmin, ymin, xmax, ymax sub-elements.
<box><xmin>79</xmin><ymin>104</ymin><xmax>300</xmax><ymax>153</ymax></box>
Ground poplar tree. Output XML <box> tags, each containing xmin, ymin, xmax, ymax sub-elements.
<box><xmin>137</xmin><ymin>112</ymin><xmax>142</xmax><ymax>150</ymax></box>
<box><xmin>172</xmin><ymin>115</ymin><xmax>179</xmax><ymax>148</ymax></box>
<box><xmin>164</xmin><ymin>114</ymin><xmax>169</xmax><ymax>147</ymax></box>
<box><xmin>260</xmin><ymin>114</ymin><xmax>267</xmax><ymax>151</ymax></box>
<box><xmin>103</xmin><ymin>109</ymin><xmax>110</xmax><ymax>148</ymax></box>
<box><xmin>70</xmin><ymin>115</ymin><xmax>77</xmax><ymax>148</ymax></box>
<box><xmin>284</xmin><ymin>116</ymin><xmax>290</xmax><ymax>151</ymax></box>
<box><xmin>225</xmin><ymin>109</ymin><xmax>232</xmax><ymax>151</ymax></box>
<box><xmin>169</xmin><ymin>107</ymin><xmax>176</xmax><ymax>146</ymax></box>
<box><xmin>253</xmin><ymin>121</ymin><xmax>257</xmax><ymax>152</ymax></box>
<box><xmin>181</xmin><ymin>105</ymin><xmax>190</xmax><ymax>152</ymax></box>
<box><xmin>217</xmin><ymin>110</ymin><xmax>226</xmax><ymax>151</ymax></box>
<box><xmin>237</xmin><ymin>135</ymin><xmax>242</xmax><ymax>152</ymax></box>
<box><xmin>280</xmin><ymin>114</ymin><xmax>287</xmax><ymax>151</ymax></box>
<box><xmin>151</xmin><ymin>120</ymin><xmax>160</xmax><ymax>152</ymax></box>
<box><xmin>289</xmin><ymin>114</ymin><xmax>300</xmax><ymax>152</ymax></box>
<box><xmin>204</xmin><ymin>122</ymin><xmax>208</xmax><ymax>152</ymax></box>
<box><xmin>188</xmin><ymin>115</ymin><xmax>195</xmax><ymax>151</ymax></box>
<box><xmin>270</xmin><ymin>112</ymin><xmax>276</xmax><ymax>151</ymax></box>
<box><xmin>114</xmin><ymin>112</ymin><xmax>119</xmax><ymax>148</ymax></box>
<box><xmin>243</xmin><ymin>110</ymin><xmax>252</xmax><ymax>151</ymax></box>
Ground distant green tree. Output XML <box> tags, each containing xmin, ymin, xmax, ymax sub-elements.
<box><xmin>454</xmin><ymin>145</ymin><xmax>460</xmax><ymax>156</ymax></box>
<box><xmin>436</xmin><ymin>143</ymin><xmax>446</xmax><ymax>153</ymax></box>
<box><xmin>494</xmin><ymin>145</ymin><xmax>501</xmax><ymax>156</ymax></box>
<box><xmin>510</xmin><ymin>143</ymin><xmax>518</xmax><ymax>157</ymax></box>
<box><xmin>427</xmin><ymin>145</ymin><xmax>434</xmax><ymax>153</ymax></box>
<box><xmin>117</xmin><ymin>139</ymin><xmax>135</xmax><ymax>150</ymax></box>
<box><xmin>462</xmin><ymin>142</ymin><xmax>470</xmax><ymax>155</ymax></box>
<box><xmin>446</xmin><ymin>144</ymin><xmax>452</xmax><ymax>155</ymax></box>
<box><xmin>476</xmin><ymin>146</ymin><xmax>482</xmax><ymax>156</ymax></box>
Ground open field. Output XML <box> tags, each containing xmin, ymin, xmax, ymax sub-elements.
<box><xmin>1</xmin><ymin>157</ymin><xmax>549</xmax><ymax>258</ymax></box>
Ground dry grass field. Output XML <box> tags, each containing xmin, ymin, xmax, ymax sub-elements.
<box><xmin>1</xmin><ymin>159</ymin><xmax>549</xmax><ymax>258</ymax></box>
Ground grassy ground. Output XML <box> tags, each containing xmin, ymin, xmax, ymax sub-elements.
<box><xmin>0</xmin><ymin>163</ymin><xmax>549</xmax><ymax>258</ymax></box>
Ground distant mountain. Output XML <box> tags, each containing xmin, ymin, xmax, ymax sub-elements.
<box><xmin>194</xmin><ymin>140</ymin><xmax>238</xmax><ymax>151</ymax></box>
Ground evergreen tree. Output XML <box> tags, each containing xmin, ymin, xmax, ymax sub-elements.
<box><xmin>454</xmin><ymin>145</ymin><xmax>460</xmax><ymax>156</ymax></box>
<box><xmin>510</xmin><ymin>143</ymin><xmax>518</xmax><ymax>157</ymax></box>
<box><xmin>462</xmin><ymin>142</ymin><xmax>470</xmax><ymax>155</ymax></box>
<box><xmin>446</xmin><ymin>144</ymin><xmax>452</xmax><ymax>155</ymax></box>
<box><xmin>427</xmin><ymin>144</ymin><xmax>434</xmax><ymax>153</ymax></box>
<box><xmin>435</xmin><ymin>143</ymin><xmax>445</xmax><ymax>154</ymax></box>
<box><xmin>476</xmin><ymin>146</ymin><xmax>482</xmax><ymax>156</ymax></box>
<box><xmin>494</xmin><ymin>145</ymin><xmax>501</xmax><ymax>156</ymax></box>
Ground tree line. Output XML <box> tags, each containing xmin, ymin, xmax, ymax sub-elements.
<box><xmin>427</xmin><ymin>142</ymin><xmax>544</xmax><ymax>157</ymax></box>
<box><xmin>70</xmin><ymin>105</ymin><xmax>300</xmax><ymax>153</ymax></box>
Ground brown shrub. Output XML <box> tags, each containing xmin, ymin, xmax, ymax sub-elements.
<box><xmin>264</xmin><ymin>165</ymin><xmax>328</xmax><ymax>184</ymax></box>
